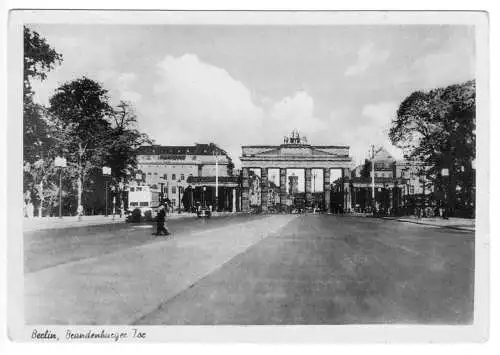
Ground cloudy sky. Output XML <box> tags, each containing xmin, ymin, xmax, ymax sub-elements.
<box><xmin>29</xmin><ymin>24</ymin><xmax>475</xmax><ymax>167</ymax></box>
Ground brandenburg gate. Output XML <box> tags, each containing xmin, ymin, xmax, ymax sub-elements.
<box><xmin>240</xmin><ymin>131</ymin><xmax>354</xmax><ymax>212</ymax></box>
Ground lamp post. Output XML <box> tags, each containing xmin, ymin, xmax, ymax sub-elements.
<box><xmin>213</xmin><ymin>150</ymin><xmax>219</xmax><ymax>211</ymax></box>
<box><xmin>103</xmin><ymin>166</ymin><xmax>111</xmax><ymax>217</ymax></box>
<box><xmin>441</xmin><ymin>168</ymin><xmax>449</xmax><ymax>219</ymax></box>
<box><xmin>118</xmin><ymin>181</ymin><xmax>124</xmax><ymax>217</ymax></box>
<box><xmin>178</xmin><ymin>179</ymin><xmax>182</xmax><ymax>214</ymax></box>
<box><xmin>54</xmin><ymin>156</ymin><xmax>67</xmax><ymax>219</ymax></box>
<box><xmin>159</xmin><ymin>176</ymin><xmax>165</xmax><ymax>205</ymax></box>
<box><xmin>370</xmin><ymin>145</ymin><xmax>376</xmax><ymax>212</ymax></box>
<box><xmin>202</xmin><ymin>186</ymin><xmax>206</xmax><ymax>207</ymax></box>
<box><xmin>112</xmin><ymin>186</ymin><xmax>116</xmax><ymax>220</ymax></box>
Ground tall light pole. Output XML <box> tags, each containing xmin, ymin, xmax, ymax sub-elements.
<box><xmin>441</xmin><ymin>168</ymin><xmax>449</xmax><ymax>219</ymax></box>
<box><xmin>54</xmin><ymin>156</ymin><xmax>67</xmax><ymax>218</ymax></box>
<box><xmin>103</xmin><ymin>166</ymin><xmax>111</xmax><ymax>217</ymax></box>
<box><xmin>370</xmin><ymin>145</ymin><xmax>376</xmax><ymax>209</ymax></box>
<box><xmin>178</xmin><ymin>179</ymin><xmax>182</xmax><ymax>214</ymax></box>
<box><xmin>214</xmin><ymin>150</ymin><xmax>219</xmax><ymax>211</ymax></box>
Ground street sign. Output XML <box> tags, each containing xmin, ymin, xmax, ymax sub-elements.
<box><xmin>54</xmin><ymin>156</ymin><xmax>67</xmax><ymax>167</ymax></box>
<box><xmin>102</xmin><ymin>166</ymin><xmax>112</xmax><ymax>175</ymax></box>
<box><xmin>441</xmin><ymin>168</ymin><xmax>449</xmax><ymax>177</ymax></box>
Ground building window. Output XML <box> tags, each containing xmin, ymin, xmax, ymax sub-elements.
<box><xmin>172</xmin><ymin>186</ymin><xmax>176</xmax><ymax>194</ymax></box>
<box><xmin>136</xmin><ymin>187</ymin><xmax>142</xmax><ymax>192</ymax></box>
<box><xmin>172</xmin><ymin>199</ymin><xmax>176</xmax><ymax>206</ymax></box>
<box><xmin>154</xmin><ymin>172</ymin><xmax>158</xmax><ymax>175</ymax></box>
<box><xmin>172</xmin><ymin>173</ymin><xmax>176</xmax><ymax>180</ymax></box>
<box><xmin>180</xmin><ymin>173</ymin><xmax>184</xmax><ymax>180</ymax></box>
<box><xmin>410</xmin><ymin>186</ymin><xmax>415</xmax><ymax>194</ymax></box>
<box><xmin>130</xmin><ymin>187</ymin><xmax>135</xmax><ymax>192</ymax></box>
<box><xmin>179</xmin><ymin>187</ymin><xmax>184</xmax><ymax>194</ymax></box>
<box><xmin>130</xmin><ymin>202</ymin><xmax>138</xmax><ymax>207</ymax></box>
<box><xmin>139</xmin><ymin>202</ymin><xmax>149</xmax><ymax>207</ymax></box>
<box><xmin>147</xmin><ymin>172</ymin><xmax>152</xmax><ymax>175</ymax></box>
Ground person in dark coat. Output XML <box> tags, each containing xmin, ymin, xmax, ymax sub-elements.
<box><xmin>154</xmin><ymin>204</ymin><xmax>170</xmax><ymax>236</ymax></box>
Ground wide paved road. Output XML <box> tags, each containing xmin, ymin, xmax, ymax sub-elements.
<box><xmin>24</xmin><ymin>214</ymin><xmax>474</xmax><ymax>325</ymax></box>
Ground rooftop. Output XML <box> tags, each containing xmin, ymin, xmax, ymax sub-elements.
<box><xmin>137</xmin><ymin>143</ymin><xmax>230</xmax><ymax>157</ymax></box>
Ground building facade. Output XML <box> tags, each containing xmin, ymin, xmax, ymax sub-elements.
<box><xmin>346</xmin><ymin>147</ymin><xmax>432</xmax><ymax>213</ymax></box>
<box><xmin>135</xmin><ymin>143</ymin><xmax>233</xmax><ymax>209</ymax></box>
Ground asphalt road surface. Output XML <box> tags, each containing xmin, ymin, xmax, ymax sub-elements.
<box><xmin>24</xmin><ymin>214</ymin><xmax>474</xmax><ymax>325</ymax></box>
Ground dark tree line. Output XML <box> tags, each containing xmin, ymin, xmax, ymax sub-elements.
<box><xmin>389</xmin><ymin>80</ymin><xmax>476</xmax><ymax>217</ymax></box>
<box><xmin>23</xmin><ymin>26</ymin><xmax>151</xmax><ymax>217</ymax></box>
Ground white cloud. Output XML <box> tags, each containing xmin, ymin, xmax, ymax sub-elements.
<box><xmin>395</xmin><ymin>35</ymin><xmax>475</xmax><ymax>92</ymax></box>
<box><xmin>410</xmin><ymin>47</ymin><xmax>475</xmax><ymax>90</ymax></box>
<box><xmin>145</xmin><ymin>54</ymin><xmax>330</xmax><ymax>167</ymax></box>
<box><xmin>345</xmin><ymin>43</ymin><xmax>390</xmax><ymax>77</ymax></box>
<box><xmin>146</xmin><ymin>54</ymin><xmax>264</xmax><ymax>165</ymax></box>
<box><xmin>361</xmin><ymin>101</ymin><xmax>398</xmax><ymax>125</ymax></box>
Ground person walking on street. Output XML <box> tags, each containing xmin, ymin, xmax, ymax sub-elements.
<box><xmin>154</xmin><ymin>204</ymin><xmax>171</xmax><ymax>236</ymax></box>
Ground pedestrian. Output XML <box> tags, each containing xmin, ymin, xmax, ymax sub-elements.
<box><xmin>154</xmin><ymin>204</ymin><xmax>171</xmax><ymax>236</ymax></box>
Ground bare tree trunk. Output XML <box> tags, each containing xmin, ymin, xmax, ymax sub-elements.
<box><xmin>38</xmin><ymin>180</ymin><xmax>43</xmax><ymax>218</ymax></box>
<box><xmin>77</xmin><ymin>143</ymin><xmax>84</xmax><ymax>217</ymax></box>
<box><xmin>77</xmin><ymin>170</ymin><xmax>83</xmax><ymax>213</ymax></box>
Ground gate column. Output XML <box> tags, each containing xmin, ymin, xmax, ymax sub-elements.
<box><xmin>324</xmin><ymin>168</ymin><xmax>331</xmax><ymax>213</ymax></box>
<box><xmin>305</xmin><ymin>168</ymin><xmax>312</xmax><ymax>209</ymax></box>
<box><xmin>261</xmin><ymin>168</ymin><xmax>268</xmax><ymax>213</ymax></box>
<box><xmin>242</xmin><ymin>167</ymin><xmax>250</xmax><ymax>212</ymax></box>
<box><xmin>343</xmin><ymin>168</ymin><xmax>352</xmax><ymax>212</ymax></box>
<box><xmin>279</xmin><ymin>168</ymin><xmax>287</xmax><ymax>212</ymax></box>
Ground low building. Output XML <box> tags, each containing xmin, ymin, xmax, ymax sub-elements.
<box><xmin>337</xmin><ymin>147</ymin><xmax>432</xmax><ymax>213</ymax></box>
<box><xmin>134</xmin><ymin>143</ymin><xmax>233</xmax><ymax>209</ymax></box>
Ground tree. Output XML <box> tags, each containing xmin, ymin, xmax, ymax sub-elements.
<box><xmin>103</xmin><ymin>101</ymin><xmax>152</xmax><ymax>210</ymax></box>
<box><xmin>23</xmin><ymin>27</ymin><xmax>62</xmax><ymax>215</ymax></box>
<box><xmin>360</xmin><ymin>159</ymin><xmax>372</xmax><ymax>179</ymax></box>
<box><xmin>24</xmin><ymin>27</ymin><xmax>62</xmax><ymax>162</ymax></box>
<box><xmin>48</xmin><ymin>77</ymin><xmax>113</xmax><ymax>214</ymax></box>
<box><xmin>389</xmin><ymin>80</ymin><xmax>475</xmax><ymax>216</ymax></box>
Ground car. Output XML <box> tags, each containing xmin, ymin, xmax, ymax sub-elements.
<box><xmin>196</xmin><ymin>206</ymin><xmax>212</xmax><ymax>218</ymax></box>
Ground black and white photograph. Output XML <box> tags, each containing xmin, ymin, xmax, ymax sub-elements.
<box><xmin>6</xmin><ymin>10</ymin><xmax>489</xmax><ymax>342</ymax></box>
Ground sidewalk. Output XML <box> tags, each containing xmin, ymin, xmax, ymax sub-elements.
<box><xmin>383</xmin><ymin>216</ymin><xmax>475</xmax><ymax>231</ymax></box>
<box><xmin>23</xmin><ymin>211</ymin><xmax>243</xmax><ymax>231</ymax></box>
<box><xmin>23</xmin><ymin>215</ymin><xmax>127</xmax><ymax>231</ymax></box>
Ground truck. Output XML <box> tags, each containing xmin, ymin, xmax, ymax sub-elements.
<box><xmin>127</xmin><ymin>185</ymin><xmax>160</xmax><ymax>219</ymax></box>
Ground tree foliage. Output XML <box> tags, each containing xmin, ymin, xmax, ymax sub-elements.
<box><xmin>23</xmin><ymin>27</ymin><xmax>63</xmax><ymax>213</ymax></box>
<box><xmin>48</xmin><ymin>77</ymin><xmax>114</xmax><ymax>212</ymax></box>
<box><xmin>104</xmin><ymin>100</ymin><xmax>152</xmax><ymax>184</ymax></box>
<box><xmin>389</xmin><ymin>80</ymin><xmax>476</xmax><ymax>215</ymax></box>
<box><xmin>360</xmin><ymin>159</ymin><xmax>372</xmax><ymax>179</ymax></box>
<box><xmin>24</xmin><ymin>27</ymin><xmax>62</xmax><ymax>160</ymax></box>
<box><xmin>48</xmin><ymin>81</ymin><xmax>152</xmax><ymax>214</ymax></box>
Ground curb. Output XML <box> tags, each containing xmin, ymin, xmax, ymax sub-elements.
<box><xmin>23</xmin><ymin>212</ymin><xmax>245</xmax><ymax>231</ymax></box>
<box><xmin>381</xmin><ymin>217</ymin><xmax>475</xmax><ymax>232</ymax></box>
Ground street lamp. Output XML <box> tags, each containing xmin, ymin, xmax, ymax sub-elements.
<box><xmin>441</xmin><ymin>168</ymin><xmax>449</xmax><ymax>219</ymax></box>
<box><xmin>178</xmin><ymin>179</ymin><xmax>182</xmax><ymax>214</ymax></box>
<box><xmin>54</xmin><ymin>156</ymin><xmax>67</xmax><ymax>219</ymax></box>
<box><xmin>102</xmin><ymin>166</ymin><xmax>111</xmax><ymax>217</ymax></box>
<box><xmin>202</xmin><ymin>186</ymin><xmax>206</xmax><ymax>207</ymax></box>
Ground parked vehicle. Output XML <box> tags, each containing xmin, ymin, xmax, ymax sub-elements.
<box><xmin>196</xmin><ymin>203</ymin><xmax>211</xmax><ymax>218</ymax></box>
<box><xmin>127</xmin><ymin>185</ymin><xmax>160</xmax><ymax>220</ymax></box>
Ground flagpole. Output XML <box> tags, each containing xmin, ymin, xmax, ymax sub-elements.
<box><xmin>215</xmin><ymin>150</ymin><xmax>219</xmax><ymax>211</ymax></box>
<box><xmin>371</xmin><ymin>145</ymin><xmax>375</xmax><ymax>202</ymax></box>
